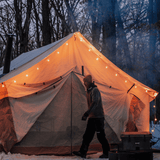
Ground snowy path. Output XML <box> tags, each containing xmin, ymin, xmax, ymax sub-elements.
<box><xmin>0</xmin><ymin>152</ymin><xmax>160</xmax><ymax>160</ymax></box>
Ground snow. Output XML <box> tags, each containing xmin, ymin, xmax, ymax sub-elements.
<box><xmin>150</xmin><ymin>121</ymin><xmax>160</xmax><ymax>150</ymax></box>
<box><xmin>0</xmin><ymin>152</ymin><xmax>160</xmax><ymax>160</ymax></box>
<box><xmin>0</xmin><ymin>122</ymin><xmax>160</xmax><ymax>159</ymax></box>
<box><xmin>0</xmin><ymin>152</ymin><xmax>106</xmax><ymax>160</ymax></box>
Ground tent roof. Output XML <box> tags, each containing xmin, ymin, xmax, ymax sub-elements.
<box><xmin>0</xmin><ymin>32</ymin><xmax>158</xmax><ymax>101</ymax></box>
<box><xmin>0</xmin><ymin>38</ymin><xmax>65</xmax><ymax>76</ymax></box>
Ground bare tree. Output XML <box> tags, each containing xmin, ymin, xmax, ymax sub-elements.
<box><xmin>14</xmin><ymin>0</ymin><xmax>33</xmax><ymax>54</ymax></box>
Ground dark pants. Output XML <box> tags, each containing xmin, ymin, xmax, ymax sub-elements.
<box><xmin>80</xmin><ymin>118</ymin><xmax>110</xmax><ymax>155</ymax></box>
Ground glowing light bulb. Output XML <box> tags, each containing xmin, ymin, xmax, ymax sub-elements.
<box><xmin>37</xmin><ymin>67</ymin><xmax>39</xmax><ymax>70</ymax></box>
<box><xmin>57</xmin><ymin>52</ymin><xmax>59</xmax><ymax>54</ymax></box>
<box><xmin>154</xmin><ymin>93</ymin><xmax>158</xmax><ymax>97</ymax></box>
<box><xmin>135</xmin><ymin>86</ymin><xmax>137</xmax><ymax>88</ymax></box>
<box><xmin>106</xmin><ymin>66</ymin><xmax>108</xmax><ymax>69</ymax></box>
<box><xmin>96</xmin><ymin>58</ymin><xmax>99</xmax><ymax>60</ymax></box>
<box><xmin>14</xmin><ymin>80</ymin><xmax>16</xmax><ymax>83</ymax></box>
<box><xmin>125</xmin><ymin>80</ymin><xmax>127</xmax><ymax>83</ymax></box>
<box><xmin>115</xmin><ymin>74</ymin><xmax>118</xmax><ymax>76</ymax></box>
<box><xmin>89</xmin><ymin>49</ymin><xmax>91</xmax><ymax>51</ymax></box>
<box><xmin>146</xmin><ymin>90</ymin><xmax>148</xmax><ymax>92</ymax></box>
<box><xmin>2</xmin><ymin>84</ymin><xmax>4</xmax><ymax>87</ymax></box>
<box><xmin>47</xmin><ymin>59</ymin><xmax>50</xmax><ymax>62</ymax></box>
<box><xmin>151</xmin><ymin>129</ymin><xmax>154</xmax><ymax>132</ymax></box>
<box><xmin>66</xmin><ymin>43</ymin><xmax>68</xmax><ymax>45</ymax></box>
<box><xmin>153</xmin><ymin>105</ymin><xmax>156</xmax><ymax>108</ymax></box>
<box><xmin>155</xmin><ymin>118</ymin><xmax>157</xmax><ymax>121</ymax></box>
<box><xmin>26</xmin><ymin>74</ymin><xmax>28</xmax><ymax>77</ymax></box>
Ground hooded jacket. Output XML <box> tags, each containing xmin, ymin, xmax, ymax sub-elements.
<box><xmin>85</xmin><ymin>83</ymin><xmax>104</xmax><ymax>118</ymax></box>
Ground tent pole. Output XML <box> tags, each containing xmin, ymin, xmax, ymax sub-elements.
<box><xmin>82</xmin><ymin>66</ymin><xmax>84</xmax><ymax>76</ymax></box>
<box><xmin>71</xmin><ymin>71</ymin><xmax>73</xmax><ymax>155</ymax></box>
<box><xmin>127</xmin><ymin>83</ymin><xmax>135</xmax><ymax>93</ymax></box>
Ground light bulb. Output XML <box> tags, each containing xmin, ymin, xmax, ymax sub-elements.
<box><xmin>151</xmin><ymin>129</ymin><xmax>154</xmax><ymax>132</ymax></box>
<box><xmin>125</xmin><ymin>80</ymin><xmax>127</xmax><ymax>83</ymax></box>
<box><xmin>2</xmin><ymin>84</ymin><xmax>4</xmax><ymax>87</ymax></box>
<box><xmin>37</xmin><ymin>67</ymin><xmax>39</xmax><ymax>70</ymax></box>
<box><xmin>155</xmin><ymin>118</ymin><xmax>157</xmax><ymax>121</ymax></box>
<box><xmin>66</xmin><ymin>43</ymin><xmax>68</xmax><ymax>45</ymax></box>
<box><xmin>26</xmin><ymin>74</ymin><xmax>28</xmax><ymax>77</ymax></box>
<box><xmin>146</xmin><ymin>90</ymin><xmax>148</xmax><ymax>92</ymax></box>
<box><xmin>57</xmin><ymin>52</ymin><xmax>59</xmax><ymax>54</ymax></box>
<box><xmin>89</xmin><ymin>49</ymin><xmax>91</xmax><ymax>51</ymax></box>
<box><xmin>14</xmin><ymin>80</ymin><xmax>16</xmax><ymax>83</ymax></box>
<box><xmin>96</xmin><ymin>58</ymin><xmax>99</xmax><ymax>60</ymax></box>
<box><xmin>115</xmin><ymin>74</ymin><xmax>118</xmax><ymax>76</ymax></box>
<box><xmin>47</xmin><ymin>59</ymin><xmax>50</xmax><ymax>62</ymax></box>
<box><xmin>153</xmin><ymin>105</ymin><xmax>156</xmax><ymax>108</ymax></box>
<box><xmin>154</xmin><ymin>93</ymin><xmax>158</xmax><ymax>97</ymax></box>
<box><xmin>106</xmin><ymin>66</ymin><xmax>108</xmax><ymax>69</ymax></box>
<box><xmin>135</xmin><ymin>86</ymin><xmax>137</xmax><ymax>88</ymax></box>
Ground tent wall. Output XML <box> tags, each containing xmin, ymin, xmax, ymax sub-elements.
<box><xmin>0</xmin><ymin>32</ymin><xmax>158</xmax><ymax>155</ymax></box>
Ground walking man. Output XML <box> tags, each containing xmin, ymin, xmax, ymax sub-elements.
<box><xmin>73</xmin><ymin>74</ymin><xmax>110</xmax><ymax>158</ymax></box>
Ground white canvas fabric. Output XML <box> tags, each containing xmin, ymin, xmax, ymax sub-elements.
<box><xmin>9</xmin><ymin>74</ymin><xmax>70</xmax><ymax>141</ymax></box>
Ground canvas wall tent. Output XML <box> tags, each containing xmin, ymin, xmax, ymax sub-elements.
<box><xmin>0</xmin><ymin>32</ymin><xmax>158</xmax><ymax>155</ymax></box>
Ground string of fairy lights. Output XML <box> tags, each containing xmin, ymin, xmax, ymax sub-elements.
<box><xmin>151</xmin><ymin>98</ymin><xmax>158</xmax><ymax>133</ymax></box>
<box><xmin>0</xmin><ymin>32</ymin><xmax>158</xmax><ymax>114</ymax></box>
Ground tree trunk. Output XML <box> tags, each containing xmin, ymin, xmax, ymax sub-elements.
<box><xmin>33</xmin><ymin>0</ymin><xmax>41</xmax><ymax>48</ymax></box>
<box><xmin>14</xmin><ymin>0</ymin><xmax>33</xmax><ymax>54</ymax></box>
<box><xmin>88</xmin><ymin>0</ymin><xmax>102</xmax><ymax>50</ymax></box>
<box><xmin>64</xmin><ymin>0</ymin><xmax>78</xmax><ymax>32</ymax></box>
<box><xmin>115</xmin><ymin>0</ymin><xmax>132</xmax><ymax>70</ymax></box>
<box><xmin>101</xmin><ymin>0</ymin><xmax>116</xmax><ymax>64</ymax></box>
<box><xmin>42</xmin><ymin>0</ymin><xmax>51</xmax><ymax>46</ymax></box>
<box><xmin>156</xmin><ymin>0</ymin><xmax>160</xmax><ymax>41</ymax></box>
<box><xmin>148</xmin><ymin>0</ymin><xmax>156</xmax><ymax>69</ymax></box>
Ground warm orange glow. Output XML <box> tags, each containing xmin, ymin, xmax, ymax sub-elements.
<box><xmin>47</xmin><ymin>59</ymin><xmax>50</xmax><ymax>62</ymax></box>
<box><xmin>154</xmin><ymin>93</ymin><xmax>158</xmax><ymax>97</ymax></box>
<box><xmin>2</xmin><ymin>84</ymin><xmax>4</xmax><ymax>87</ymax></box>
<box><xmin>135</xmin><ymin>86</ymin><xmax>137</xmax><ymax>88</ymax></box>
<box><xmin>96</xmin><ymin>58</ymin><xmax>99</xmax><ymax>60</ymax></box>
<box><xmin>57</xmin><ymin>52</ymin><xmax>59</xmax><ymax>54</ymax></box>
<box><xmin>125</xmin><ymin>80</ymin><xmax>127</xmax><ymax>83</ymax></box>
<box><xmin>66</xmin><ymin>43</ymin><xmax>68</xmax><ymax>45</ymax></box>
<box><xmin>14</xmin><ymin>80</ymin><xmax>16</xmax><ymax>83</ymax></box>
<box><xmin>151</xmin><ymin>129</ymin><xmax>154</xmax><ymax>132</ymax></box>
<box><xmin>155</xmin><ymin>118</ymin><xmax>157</xmax><ymax>121</ymax></box>
<box><xmin>37</xmin><ymin>67</ymin><xmax>39</xmax><ymax>70</ymax></box>
<box><xmin>115</xmin><ymin>74</ymin><xmax>118</xmax><ymax>76</ymax></box>
<box><xmin>89</xmin><ymin>49</ymin><xmax>91</xmax><ymax>51</ymax></box>
<box><xmin>26</xmin><ymin>74</ymin><xmax>28</xmax><ymax>77</ymax></box>
<box><xmin>146</xmin><ymin>90</ymin><xmax>148</xmax><ymax>92</ymax></box>
<box><xmin>80</xmin><ymin>38</ymin><xmax>83</xmax><ymax>41</ymax></box>
<box><xmin>106</xmin><ymin>66</ymin><xmax>108</xmax><ymax>69</ymax></box>
<box><xmin>153</xmin><ymin>105</ymin><xmax>156</xmax><ymax>108</ymax></box>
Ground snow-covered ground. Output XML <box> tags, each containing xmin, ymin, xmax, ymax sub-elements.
<box><xmin>0</xmin><ymin>122</ymin><xmax>160</xmax><ymax>160</ymax></box>
<box><xmin>150</xmin><ymin>121</ymin><xmax>160</xmax><ymax>150</ymax></box>
<box><xmin>0</xmin><ymin>152</ymin><xmax>160</xmax><ymax>160</ymax></box>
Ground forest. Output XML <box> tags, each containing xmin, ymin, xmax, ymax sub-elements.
<box><xmin>0</xmin><ymin>0</ymin><xmax>160</xmax><ymax>120</ymax></box>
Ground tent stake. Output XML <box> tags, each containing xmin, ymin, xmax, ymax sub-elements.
<box><xmin>127</xmin><ymin>83</ymin><xmax>135</xmax><ymax>93</ymax></box>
